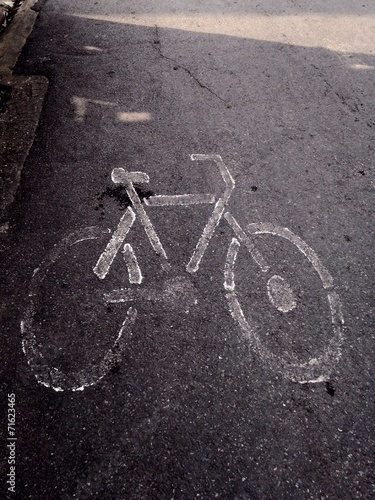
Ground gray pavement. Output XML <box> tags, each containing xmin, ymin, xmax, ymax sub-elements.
<box><xmin>0</xmin><ymin>1</ymin><xmax>374</xmax><ymax>498</ymax></box>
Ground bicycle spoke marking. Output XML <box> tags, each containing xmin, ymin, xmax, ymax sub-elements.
<box><xmin>122</xmin><ymin>244</ymin><xmax>142</xmax><ymax>284</ymax></box>
<box><xmin>94</xmin><ymin>208</ymin><xmax>136</xmax><ymax>279</ymax></box>
<box><xmin>145</xmin><ymin>194</ymin><xmax>216</xmax><ymax>206</ymax></box>
<box><xmin>224</xmin><ymin>238</ymin><xmax>240</xmax><ymax>291</ymax></box>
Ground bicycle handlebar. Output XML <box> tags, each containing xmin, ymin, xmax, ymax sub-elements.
<box><xmin>111</xmin><ymin>168</ymin><xmax>150</xmax><ymax>185</ymax></box>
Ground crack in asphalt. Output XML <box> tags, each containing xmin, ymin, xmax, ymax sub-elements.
<box><xmin>152</xmin><ymin>25</ymin><xmax>228</xmax><ymax>106</ymax></box>
<box><xmin>310</xmin><ymin>63</ymin><xmax>363</xmax><ymax>114</ymax></box>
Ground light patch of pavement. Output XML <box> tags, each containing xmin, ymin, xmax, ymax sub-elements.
<box><xmin>69</xmin><ymin>8</ymin><xmax>375</xmax><ymax>55</ymax></box>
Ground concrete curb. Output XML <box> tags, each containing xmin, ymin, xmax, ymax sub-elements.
<box><xmin>0</xmin><ymin>75</ymin><xmax>48</xmax><ymax>223</ymax></box>
<box><xmin>0</xmin><ymin>0</ymin><xmax>48</xmax><ymax>224</ymax></box>
<box><xmin>0</xmin><ymin>0</ymin><xmax>38</xmax><ymax>74</ymax></box>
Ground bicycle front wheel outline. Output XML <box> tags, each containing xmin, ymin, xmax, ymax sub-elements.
<box><xmin>225</xmin><ymin>222</ymin><xmax>344</xmax><ymax>383</ymax></box>
<box><xmin>20</xmin><ymin>226</ymin><xmax>137</xmax><ymax>392</ymax></box>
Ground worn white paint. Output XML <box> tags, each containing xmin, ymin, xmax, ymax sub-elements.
<box><xmin>21</xmin><ymin>306</ymin><xmax>137</xmax><ymax>392</ymax></box>
<box><xmin>72</xmin><ymin>97</ymin><xmax>152</xmax><ymax>124</ymax></box>
<box><xmin>84</xmin><ymin>45</ymin><xmax>103</xmax><ymax>52</ymax></box>
<box><xmin>224</xmin><ymin>238</ymin><xmax>240</xmax><ymax>291</ymax></box>
<box><xmin>224</xmin><ymin>213</ymin><xmax>269</xmax><ymax>272</ymax></box>
<box><xmin>105</xmin><ymin>288</ymin><xmax>159</xmax><ymax>303</ymax></box>
<box><xmin>0</xmin><ymin>222</ymin><xmax>9</xmax><ymax>233</ymax></box>
<box><xmin>111</xmin><ymin>168</ymin><xmax>168</xmax><ymax>263</ymax></box>
<box><xmin>267</xmin><ymin>275</ymin><xmax>297</xmax><ymax>313</ymax></box>
<box><xmin>71</xmin><ymin>96</ymin><xmax>116</xmax><ymax>123</ymax></box>
<box><xmin>94</xmin><ymin>208</ymin><xmax>136</xmax><ymax>279</ymax></box>
<box><xmin>328</xmin><ymin>291</ymin><xmax>345</xmax><ymax>329</ymax></box>
<box><xmin>116</xmin><ymin>111</ymin><xmax>152</xmax><ymax>122</ymax></box>
<box><xmin>122</xmin><ymin>243</ymin><xmax>142</xmax><ymax>284</ymax></box>
<box><xmin>111</xmin><ymin>169</ymin><xmax>150</xmax><ymax>185</ymax></box>
<box><xmin>21</xmin><ymin>227</ymin><xmax>137</xmax><ymax>391</ymax></box>
<box><xmin>105</xmin><ymin>276</ymin><xmax>198</xmax><ymax>313</ymax></box>
<box><xmin>22</xmin><ymin>154</ymin><xmax>345</xmax><ymax>389</ymax></box>
<box><xmin>246</xmin><ymin>223</ymin><xmax>334</xmax><ymax>288</ymax></box>
<box><xmin>224</xmin><ymin>222</ymin><xmax>344</xmax><ymax>382</ymax></box>
<box><xmin>187</xmin><ymin>154</ymin><xmax>235</xmax><ymax>273</ymax></box>
<box><xmin>145</xmin><ymin>193</ymin><xmax>215</xmax><ymax>206</ymax></box>
<box><xmin>162</xmin><ymin>276</ymin><xmax>198</xmax><ymax>312</ymax></box>
<box><xmin>226</xmin><ymin>288</ymin><xmax>344</xmax><ymax>383</ymax></box>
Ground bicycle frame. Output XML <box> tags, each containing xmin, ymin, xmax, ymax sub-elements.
<box><xmin>21</xmin><ymin>154</ymin><xmax>345</xmax><ymax>391</ymax></box>
<box><xmin>94</xmin><ymin>154</ymin><xmax>268</xmax><ymax>283</ymax></box>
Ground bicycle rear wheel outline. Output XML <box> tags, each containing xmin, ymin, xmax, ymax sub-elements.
<box><xmin>225</xmin><ymin>222</ymin><xmax>344</xmax><ymax>383</ymax></box>
<box><xmin>21</xmin><ymin>226</ymin><xmax>137</xmax><ymax>392</ymax></box>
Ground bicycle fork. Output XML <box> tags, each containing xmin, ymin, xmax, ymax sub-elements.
<box><xmin>93</xmin><ymin>170</ymin><xmax>169</xmax><ymax>284</ymax></box>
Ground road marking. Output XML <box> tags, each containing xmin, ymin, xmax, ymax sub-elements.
<box><xmin>187</xmin><ymin>154</ymin><xmax>235</xmax><ymax>273</ymax></box>
<box><xmin>145</xmin><ymin>194</ymin><xmax>215</xmax><ymax>206</ymax></box>
<box><xmin>116</xmin><ymin>111</ymin><xmax>152</xmax><ymax>122</ymax></box>
<box><xmin>328</xmin><ymin>291</ymin><xmax>345</xmax><ymax>327</ymax></box>
<box><xmin>111</xmin><ymin>169</ymin><xmax>168</xmax><ymax>263</ymax></box>
<box><xmin>246</xmin><ymin>223</ymin><xmax>334</xmax><ymax>288</ymax></box>
<box><xmin>226</xmin><ymin>289</ymin><xmax>343</xmax><ymax>383</ymax></box>
<box><xmin>224</xmin><ymin>213</ymin><xmax>269</xmax><ymax>272</ymax></box>
<box><xmin>111</xmin><ymin>169</ymin><xmax>150</xmax><ymax>184</ymax></box>
<box><xmin>225</xmin><ymin>222</ymin><xmax>344</xmax><ymax>383</ymax></box>
<box><xmin>21</xmin><ymin>306</ymin><xmax>137</xmax><ymax>392</ymax></box>
<box><xmin>224</xmin><ymin>238</ymin><xmax>240</xmax><ymax>291</ymax></box>
<box><xmin>21</xmin><ymin>226</ymin><xmax>137</xmax><ymax>392</ymax></box>
<box><xmin>94</xmin><ymin>208</ymin><xmax>136</xmax><ymax>279</ymax></box>
<box><xmin>105</xmin><ymin>276</ymin><xmax>198</xmax><ymax>313</ymax></box>
<box><xmin>267</xmin><ymin>275</ymin><xmax>297</xmax><ymax>313</ymax></box>
<box><xmin>84</xmin><ymin>45</ymin><xmax>104</xmax><ymax>53</ymax></box>
<box><xmin>71</xmin><ymin>96</ymin><xmax>117</xmax><ymax>123</ymax></box>
<box><xmin>22</xmin><ymin>155</ymin><xmax>345</xmax><ymax>389</ymax></box>
<box><xmin>0</xmin><ymin>222</ymin><xmax>9</xmax><ymax>233</ymax></box>
<box><xmin>105</xmin><ymin>288</ymin><xmax>159</xmax><ymax>303</ymax></box>
<box><xmin>122</xmin><ymin>243</ymin><xmax>142</xmax><ymax>284</ymax></box>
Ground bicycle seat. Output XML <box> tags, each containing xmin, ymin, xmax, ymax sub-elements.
<box><xmin>111</xmin><ymin>168</ymin><xmax>150</xmax><ymax>184</ymax></box>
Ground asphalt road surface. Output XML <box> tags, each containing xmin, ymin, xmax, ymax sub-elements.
<box><xmin>1</xmin><ymin>1</ymin><xmax>374</xmax><ymax>498</ymax></box>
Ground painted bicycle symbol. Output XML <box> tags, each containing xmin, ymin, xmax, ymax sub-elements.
<box><xmin>21</xmin><ymin>155</ymin><xmax>344</xmax><ymax>391</ymax></box>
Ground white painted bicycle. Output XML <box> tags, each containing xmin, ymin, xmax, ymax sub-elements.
<box><xmin>21</xmin><ymin>155</ymin><xmax>344</xmax><ymax>391</ymax></box>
